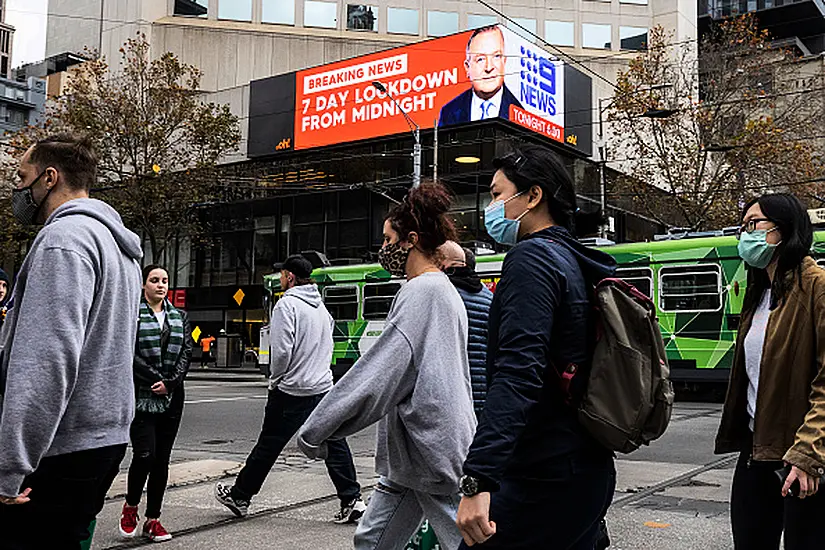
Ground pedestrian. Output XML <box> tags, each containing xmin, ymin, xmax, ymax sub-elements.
<box><xmin>456</xmin><ymin>145</ymin><xmax>617</xmax><ymax>549</ymax></box>
<box><xmin>215</xmin><ymin>254</ymin><xmax>366</xmax><ymax>524</ymax></box>
<box><xmin>0</xmin><ymin>267</ymin><xmax>10</xmax><ymax>327</ymax></box>
<box><xmin>438</xmin><ymin>241</ymin><xmax>493</xmax><ymax>416</ymax></box>
<box><xmin>119</xmin><ymin>265</ymin><xmax>193</xmax><ymax>542</ymax></box>
<box><xmin>200</xmin><ymin>334</ymin><xmax>215</xmax><ymax>367</ymax></box>
<box><xmin>715</xmin><ymin>193</ymin><xmax>825</xmax><ymax>550</ymax></box>
<box><xmin>0</xmin><ymin>133</ymin><xmax>143</xmax><ymax>549</ymax></box>
<box><xmin>297</xmin><ymin>182</ymin><xmax>476</xmax><ymax>550</ymax></box>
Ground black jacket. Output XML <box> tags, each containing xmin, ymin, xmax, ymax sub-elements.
<box><xmin>462</xmin><ymin>226</ymin><xmax>616</xmax><ymax>490</ymax></box>
<box><xmin>134</xmin><ymin>308</ymin><xmax>193</xmax><ymax>394</ymax></box>
<box><xmin>438</xmin><ymin>85</ymin><xmax>522</xmax><ymax>127</ymax></box>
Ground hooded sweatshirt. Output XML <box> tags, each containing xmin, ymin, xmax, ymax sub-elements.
<box><xmin>268</xmin><ymin>284</ymin><xmax>335</xmax><ymax>397</ymax></box>
<box><xmin>463</xmin><ymin>226</ymin><xmax>617</xmax><ymax>491</ymax></box>
<box><xmin>298</xmin><ymin>272</ymin><xmax>476</xmax><ymax>495</ymax></box>
<box><xmin>0</xmin><ymin>198</ymin><xmax>142</xmax><ymax>497</ymax></box>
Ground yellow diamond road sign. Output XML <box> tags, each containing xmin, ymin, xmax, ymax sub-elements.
<box><xmin>191</xmin><ymin>326</ymin><xmax>202</xmax><ymax>343</ymax></box>
<box><xmin>233</xmin><ymin>289</ymin><xmax>245</xmax><ymax>306</ymax></box>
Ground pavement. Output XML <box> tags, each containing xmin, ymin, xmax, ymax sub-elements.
<box><xmin>90</xmin><ymin>381</ymin><xmax>736</xmax><ymax>549</ymax></box>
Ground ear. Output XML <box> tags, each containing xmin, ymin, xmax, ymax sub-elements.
<box><xmin>528</xmin><ymin>185</ymin><xmax>543</xmax><ymax>208</ymax></box>
<box><xmin>406</xmin><ymin>232</ymin><xmax>419</xmax><ymax>248</ymax></box>
<box><xmin>44</xmin><ymin>167</ymin><xmax>59</xmax><ymax>190</ymax></box>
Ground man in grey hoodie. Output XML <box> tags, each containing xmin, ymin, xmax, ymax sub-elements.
<box><xmin>215</xmin><ymin>255</ymin><xmax>365</xmax><ymax>523</ymax></box>
<box><xmin>0</xmin><ymin>134</ymin><xmax>143</xmax><ymax>549</ymax></box>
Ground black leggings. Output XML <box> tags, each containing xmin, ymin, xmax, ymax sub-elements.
<box><xmin>126</xmin><ymin>389</ymin><xmax>184</xmax><ymax>518</ymax></box>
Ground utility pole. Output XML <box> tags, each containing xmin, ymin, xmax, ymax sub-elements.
<box><xmin>372</xmin><ymin>81</ymin><xmax>422</xmax><ymax>188</ymax></box>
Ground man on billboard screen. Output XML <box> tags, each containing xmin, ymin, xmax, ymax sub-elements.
<box><xmin>439</xmin><ymin>25</ymin><xmax>522</xmax><ymax>126</ymax></box>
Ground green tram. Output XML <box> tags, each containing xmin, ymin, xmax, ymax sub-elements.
<box><xmin>260</xmin><ymin>231</ymin><xmax>825</xmax><ymax>384</ymax></box>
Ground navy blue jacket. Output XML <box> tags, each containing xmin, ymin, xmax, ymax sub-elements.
<box><xmin>438</xmin><ymin>85</ymin><xmax>522</xmax><ymax>127</ymax></box>
<box><xmin>447</xmin><ymin>267</ymin><xmax>494</xmax><ymax>416</ymax></box>
<box><xmin>462</xmin><ymin>226</ymin><xmax>616</xmax><ymax>490</ymax></box>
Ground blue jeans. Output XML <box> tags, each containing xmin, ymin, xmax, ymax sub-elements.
<box><xmin>355</xmin><ymin>477</ymin><xmax>462</xmax><ymax>550</ymax></box>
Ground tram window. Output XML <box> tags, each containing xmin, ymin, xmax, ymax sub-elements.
<box><xmin>363</xmin><ymin>282</ymin><xmax>402</xmax><ymax>320</ymax></box>
<box><xmin>324</xmin><ymin>286</ymin><xmax>359</xmax><ymax>320</ymax></box>
<box><xmin>659</xmin><ymin>264</ymin><xmax>722</xmax><ymax>312</ymax></box>
<box><xmin>616</xmin><ymin>267</ymin><xmax>653</xmax><ymax>298</ymax></box>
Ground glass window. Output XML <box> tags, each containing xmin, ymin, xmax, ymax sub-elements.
<box><xmin>428</xmin><ymin>11</ymin><xmax>459</xmax><ymax>37</ymax></box>
<box><xmin>218</xmin><ymin>0</ymin><xmax>252</xmax><ymax>20</ymax></box>
<box><xmin>324</xmin><ymin>286</ymin><xmax>359</xmax><ymax>320</ymax></box>
<box><xmin>173</xmin><ymin>0</ymin><xmax>208</xmax><ymax>17</ymax></box>
<box><xmin>506</xmin><ymin>18</ymin><xmax>537</xmax><ymax>43</ymax></box>
<box><xmin>467</xmin><ymin>14</ymin><xmax>497</xmax><ymax>29</ymax></box>
<box><xmin>363</xmin><ymin>282</ymin><xmax>402</xmax><ymax>319</ymax></box>
<box><xmin>620</xmin><ymin>26</ymin><xmax>648</xmax><ymax>50</ymax></box>
<box><xmin>583</xmin><ymin>23</ymin><xmax>612</xmax><ymax>49</ymax></box>
<box><xmin>263</xmin><ymin>0</ymin><xmax>295</xmax><ymax>25</ymax></box>
<box><xmin>387</xmin><ymin>7</ymin><xmax>419</xmax><ymax>35</ymax></box>
<box><xmin>660</xmin><ymin>265</ymin><xmax>722</xmax><ymax>312</ymax></box>
<box><xmin>545</xmin><ymin>21</ymin><xmax>575</xmax><ymax>47</ymax></box>
<box><xmin>305</xmin><ymin>0</ymin><xmax>338</xmax><ymax>28</ymax></box>
<box><xmin>347</xmin><ymin>5</ymin><xmax>378</xmax><ymax>31</ymax></box>
<box><xmin>616</xmin><ymin>267</ymin><xmax>653</xmax><ymax>299</ymax></box>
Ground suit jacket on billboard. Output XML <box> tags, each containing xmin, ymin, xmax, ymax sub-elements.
<box><xmin>438</xmin><ymin>85</ymin><xmax>523</xmax><ymax>127</ymax></box>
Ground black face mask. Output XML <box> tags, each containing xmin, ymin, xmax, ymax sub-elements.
<box><xmin>12</xmin><ymin>170</ymin><xmax>50</xmax><ymax>226</ymax></box>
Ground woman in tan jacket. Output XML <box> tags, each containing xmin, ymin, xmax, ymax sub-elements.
<box><xmin>716</xmin><ymin>193</ymin><xmax>825</xmax><ymax>549</ymax></box>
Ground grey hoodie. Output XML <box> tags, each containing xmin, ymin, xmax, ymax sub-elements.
<box><xmin>0</xmin><ymin>198</ymin><xmax>142</xmax><ymax>497</ymax></box>
<box><xmin>268</xmin><ymin>284</ymin><xmax>334</xmax><ymax>397</ymax></box>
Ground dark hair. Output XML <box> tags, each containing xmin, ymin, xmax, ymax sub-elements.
<box><xmin>386</xmin><ymin>182</ymin><xmax>457</xmax><ymax>256</ymax></box>
<box><xmin>466</xmin><ymin>25</ymin><xmax>503</xmax><ymax>51</ymax></box>
<box><xmin>142</xmin><ymin>264</ymin><xmax>168</xmax><ymax>284</ymax></box>
<box><xmin>741</xmin><ymin>193</ymin><xmax>812</xmax><ymax>310</ymax></box>
<box><xmin>462</xmin><ymin>247</ymin><xmax>476</xmax><ymax>271</ymax></box>
<box><xmin>29</xmin><ymin>133</ymin><xmax>97</xmax><ymax>191</ymax></box>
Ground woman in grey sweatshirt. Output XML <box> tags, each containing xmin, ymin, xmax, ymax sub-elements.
<box><xmin>298</xmin><ymin>183</ymin><xmax>476</xmax><ymax>550</ymax></box>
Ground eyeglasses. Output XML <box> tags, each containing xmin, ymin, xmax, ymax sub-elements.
<box><xmin>736</xmin><ymin>218</ymin><xmax>774</xmax><ymax>239</ymax></box>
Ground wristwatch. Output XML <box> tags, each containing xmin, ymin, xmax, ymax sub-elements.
<box><xmin>459</xmin><ymin>475</ymin><xmax>492</xmax><ymax>497</ymax></box>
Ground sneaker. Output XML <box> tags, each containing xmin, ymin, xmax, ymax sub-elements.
<box><xmin>333</xmin><ymin>497</ymin><xmax>367</xmax><ymax>524</ymax></box>
<box><xmin>119</xmin><ymin>503</ymin><xmax>139</xmax><ymax>538</ymax></box>
<box><xmin>215</xmin><ymin>481</ymin><xmax>250</xmax><ymax>518</ymax></box>
<box><xmin>143</xmin><ymin>519</ymin><xmax>172</xmax><ymax>542</ymax></box>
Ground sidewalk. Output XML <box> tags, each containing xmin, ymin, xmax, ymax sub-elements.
<box><xmin>185</xmin><ymin>367</ymin><xmax>266</xmax><ymax>383</ymax></box>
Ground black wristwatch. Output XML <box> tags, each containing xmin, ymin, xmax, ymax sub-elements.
<box><xmin>459</xmin><ymin>475</ymin><xmax>492</xmax><ymax>497</ymax></box>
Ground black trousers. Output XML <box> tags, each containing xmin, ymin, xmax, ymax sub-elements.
<box><xmin>231</xmin><ymin>388</ymin><xmax>361</xmax><ymax>504</ymax></box>
<box><xmin>731</xmin><ymin>451</ymin><xmax>825</xmax><ymax>550</ymax></box>
<box><xmin>458</xmin><ymin>453</ymin><xmax>616</xmax><ymax>550</ymax></box>
<box><xmin>0</xmin><ymin>443</ymin><xmax>127</xmax><ymax>550</ymax></box>
<box><xmin>126</xmin><ymin>389</ymin><xmax>184</xmax><ymax>518</ymax></box>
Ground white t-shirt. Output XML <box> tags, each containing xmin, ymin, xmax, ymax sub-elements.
<box><xmin>154</xmin><ymin>309</ymin><xmax>166</xmax><ymax>328</ymax></box>
<box><xmin>470</xmin><ymin>87</ymin><xmax>504</xmax><ymax>121</ymax></box>
<box><xmin>744</xmin><ymin>289</ymin><xmax>771</xmax><ymax>431</ymax></box>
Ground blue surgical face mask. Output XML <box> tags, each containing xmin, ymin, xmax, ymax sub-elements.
<box><xmin>737</xmin><ymin>228</ymin><xmax>779</xmax><ymax>269</ymax></box>
<box><xmin>484</xmin><ymin>192</ymin><xmax>529</xmax><ymax>246</ymax></box>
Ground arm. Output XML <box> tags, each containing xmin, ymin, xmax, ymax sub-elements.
<box><xmin>461</xmin><ymin>241</ymin><xmax>563</xmax><ymax>491</ymax></box>
<box><xmin>133</xmin><ymin>335</ymin><xmax>164</xmax><ymax>386</ymax></box>
<box><xmin>268</xmin><ymin>299</ymin><xmax>295</xmax><ymax>385</ymax></box>
<box><xmin>0</xmin><ymin>248</ymin><xmax>95</xmax><ymax>498</ymax></box>
<box><xmin>163</xmin><ymin>311</ymin><xmax>193</xmax><ymax>392</ymax></box>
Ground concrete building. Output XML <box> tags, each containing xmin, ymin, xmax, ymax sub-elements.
<box><xmin>0</xmin><ymin>0</ymin><xmax>14</xmax><ymax>78</ymax></box>
<box><xmin>0</xmin><ymin>77</ymin><xmax>46</xmax><ymax>133</ymax></box>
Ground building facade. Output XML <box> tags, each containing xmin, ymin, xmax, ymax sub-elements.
<box><xmin>0</xmin><ymin>77</ymin><xmax>46</xmax><ymax>134</ymax></box>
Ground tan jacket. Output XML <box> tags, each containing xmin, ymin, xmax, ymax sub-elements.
<box><xmin>716</xmin><ymin>257</ymin><xmax>825</xmax><ymax>477</ymax></box>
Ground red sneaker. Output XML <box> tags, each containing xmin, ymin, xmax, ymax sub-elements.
<box><xmin>119</xmin><ymin>503</ymin><xmax>139</xmax><ymax>538</ymax></box>
<box><xmin>143</xmin><ymin>519</ymin><xmax>173</xmax><ymax>542</ymax></box>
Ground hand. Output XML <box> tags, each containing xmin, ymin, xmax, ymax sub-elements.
<box><xmin>456</xmin><ymin>493</ymin><xmax>496</xmax><ymax>546</ymax></box>
<box><xmin>0</xmin><ymin>488</ymin><xmax>31</xmax><ymax>505</ymax></box>
<box><xmin>151</xmin><ymin>381</ymin><xmax>168</xmax><ymax>395</ymax></box>
<box><xmin>782</xmin><ymin>465</ymin><xmax>820</xmax><ymax>499</ymax></box>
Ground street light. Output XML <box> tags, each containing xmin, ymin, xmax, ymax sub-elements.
<box><xmin>372</xmin><ymin>81</ymin><xmax>422</xmax><ymax>188</ymax></box>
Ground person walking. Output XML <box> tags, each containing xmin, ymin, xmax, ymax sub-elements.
<box><xmin>439</xmin><ymin>241</ymin><xmax>493</xmax><ymax>416</ymax></box>
<box><xmin>716</xmin><ymin>193</ymin><xmax>825</xmax><ymax>550</ymax></box>
<box><xmin>297</xmin><ymin>182</ymin><xmax>476</xmax><ymax>550</ymax></box>
<box><xmin>119</xmin><ymin>265</ymin><xmax>193</xmax><ymax>542</ymax></box>
<box><xmin>0</xmin><ymin>268</ymin><xmax>10</xmax><ymax>328</ymax></box>
<box><xmin>456</xmin><ymin>145</ymin><xmax>617</xmax><ymax>549</ymax></box>
<box><xmin>215</xmin><ymin>255</ymin><xmax>365</xmax><ymax>524</ymax></box>
<box><xmin>0</xmin><ymin>134</ymin><xmax>143</xmax><ymax>549</ymax></box>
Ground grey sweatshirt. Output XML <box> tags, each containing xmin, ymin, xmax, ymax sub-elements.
<box><xmin>268</xmin><ymin>284</ymin><xmax>334</xmax><ymax>396</ymax></box>
<box><xmin>0</xmin><ymin>199</ymin><xmax>142</xmax><ymax>497</ymax></box>
<box><xmin>298</xmin><ymin>272</ymin><xmax>476</xmax><ymax>495</ymax></box>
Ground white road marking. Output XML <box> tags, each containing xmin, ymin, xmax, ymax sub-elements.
<box><xmin>184</xmin><ymin>395</ymin><xmax>268</xmax><ymax>404</ymax></box>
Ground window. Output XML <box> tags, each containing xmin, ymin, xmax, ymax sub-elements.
<box><xmin>467</xmin><ymin>14</ymin><xmax>497</xmax><ymax>29</ymax></box>
<box><xmin>428</xmin><ymin>11</ymin><xmax>459</xmax><ymax>37</ymax></box>
<box><xmin>620</xmin><ymin>26</ymin><xmax>648</xmax><ymax>50</ymax></box>
<box><xmin>173</xmin><ymin>0</ymin><xmax>208</xmax><ymax>17</ymax></box>
<box><xmin>363</xmin><ymin>282</ymin><xmax>402</xmax><ymax>319</ymax></box>
<box><xmin>324</xmin><ymin>286</ymin><xmax>359</xmax><ymax>320</ymax></box>
<box><xmin>347</xmin><ymin>5</ymin><xmax>377</xmax><ymax>31</ymax></box>
<box><xmin>617</xmin><ymin>267</ymin><xmax>653</xmax><ymax>299</ymax></box>
<box><xmin>659</xmin><ymin>264</ymin><xmax>722</xmax><ymax>312</ymax></box>
<box><xmin>545</xmin><ymin>21</ymin><xmax>575</xmax><ymax>47</ymax></box>
<box><xmin>583</xmin><ymin>23</ymin><xmax>612</xmax><ymax>49</ymax></box>
<box><xmin>387</xmin><ymin>7</ymin><xmax>419</xmax><ymax>35</ymax></box>
<box><xmin>506</xmin><ymin>18</ymin><xmax>537</xmax><ymax>43</ymax></box>
<box><xmin>620</xmin><ymin>0</ymin><xmax>649</xmax><ymax>4</ymax></box>
<box><xmin>218</xmin><ymin>0</ymin><xmax>252</xmax><ymax>20</ymax></box>
<box><xmin>305</xmin><ymin>1</ymin><xmax>338</xmax><ymax>28</ymax></box>
<box><xmin>263</xmin><ymin>0</ymin><xmax>295</xmax><ymax>24</ymax></box>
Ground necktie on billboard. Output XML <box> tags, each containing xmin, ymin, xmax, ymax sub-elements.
<box><xmin>481</xmin><ymin>101</ymin><xmax>493</xmax><ymax>120</ymax></box>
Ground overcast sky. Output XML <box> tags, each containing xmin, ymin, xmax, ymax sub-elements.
<box><xmin>6</xmin><ymin>0</ymin><xmax>47</xmax><ymax>68</ymax></box>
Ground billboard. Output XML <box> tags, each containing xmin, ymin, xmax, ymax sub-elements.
<box><xmin>248</xmin><ymin>25</ymin><xmax>592</xmax><ymax>157</ymax></box>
